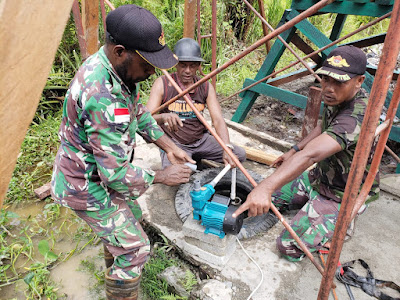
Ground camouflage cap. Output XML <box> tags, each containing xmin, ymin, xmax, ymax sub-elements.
<box><xmin>316</xmin><ymin>45</ymin><xmax>367</xmax><ymax>82</ymax></box>
<box><xmin>106</xmin><ymin>4</ymin><xmax>178</xmax><ymax>69</ymax></box>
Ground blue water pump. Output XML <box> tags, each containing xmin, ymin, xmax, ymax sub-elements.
<box><xmin>190</xmin><ymin>166</ymin><xmax>244</xmax><ymax>238</ymax></box>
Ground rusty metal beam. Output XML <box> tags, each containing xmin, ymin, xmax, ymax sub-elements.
<box><xmin>211</xmin><ymin>0</ymin><xmax>217</xmax><ymax>88</ymax></box>
<box><xmin>152</xmin><ymin>0</ymin><xmax>336</xmax><ymax>115</ymax></box>
<box><xmin>318</xmin><ymin>0</ymin><xmax>400</xmax><ymax>298</ymax></box>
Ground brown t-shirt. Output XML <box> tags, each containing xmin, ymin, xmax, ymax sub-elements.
<box><xmin>159</xmin><ymin>72</ymin><xmax>209</xmax><ymax>144</ymax></box>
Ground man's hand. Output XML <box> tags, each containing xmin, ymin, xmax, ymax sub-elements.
<box><xmin>223</xmin><ymin>151</ymin><xmax>237</xmax><ymax>168</ymax></box>
<box><xmin>154</xmin><ymin>164</ymin><xmax>192</xmax><ymax>185</ymax></box>
<box><xmin>272</xmin><ymin>149</ymin><xmax>296</xmax><ymax>168</ymax></box>
<box><xmin>167</xmin><ymin>147</ymin><xmax>196</xmax><ymax>165</ymax></box>
<box><xmin>162</xmin><ymin>113</ymin><xmax>183</xmax><ymax>132</ymax></box>
<box><xmin>232</xmin><ymin>185</ymin><xmax>272</xmax><ymax>218</ymax></box>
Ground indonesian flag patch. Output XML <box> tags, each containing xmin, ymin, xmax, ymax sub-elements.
<box><xmin>114</xmin><ymin>108</ymin><xmax>130</xmax><ymax>123</ymax></box>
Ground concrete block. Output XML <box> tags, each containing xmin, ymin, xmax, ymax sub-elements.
<box><xmin>182</xmin><ymin>214</ymin><xmax>236</xmax><ymax>247</ymax></box>
<box><xmin>184</xmin><ymin>236</ymin><xmax>236</xmax><ymax>257</ymax></box>
<box><xmin>183</xmin><ymin>240</ymin><xmax>236</xmax><ymax>269</ymax></box>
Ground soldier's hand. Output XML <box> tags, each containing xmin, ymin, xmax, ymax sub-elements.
<box><xmin>154</xmin><ymin>165</ymin><xmax>192</xmax><ymax>186</ymax></box>
<box><xmin>162</xmin><ymin>113</ymin><xmax>183</xmax><ymax>132</ymax></box>
<box><xmin>233</xmin><ymin>185</ymin><xmax>271</xmax><ymax>218</ymax></box>
<box><xmin>272</xmin><ymin>149</ymin><xmax>296</xmax><ymax>168</ymax></box>
<box><xmin>167</xmin><ymin>148</ymin><xmax>195</xmax><ymax>165</ymax></box>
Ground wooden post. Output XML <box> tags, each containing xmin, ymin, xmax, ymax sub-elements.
<box><xmin>183</xmin><ymin>0</ymin><xmax>197</xmax><ymax>38</ymax></box>
<box><xmin>301</xmin><ymin>86</ymin><xmax>322</xmax><ymax>138</ymax></box>
<box><xmin>82</xmin><ymin>0</ymin><xmax>99</xmax><ymax>56</ymax></box>
<box><xmin>257</xmin><ymin>0</ymin><xmax>271</xmax><ymax>53</ymax></box>
<box><xmin>0</xmin><ymin>0</ymin><xmax>74</xmax><ymax>209</ymax></box>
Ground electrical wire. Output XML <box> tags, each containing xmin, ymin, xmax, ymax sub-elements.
<box><xmin>236</xmin><ymin>237</ymin><xmax>264</xmax><ymax>300</ymax></box>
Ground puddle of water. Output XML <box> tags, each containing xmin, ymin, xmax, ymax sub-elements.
<box><xmin>2</xmin><ymin>201</ymin><xmax>105</xmax><ymax>299</ymax></box>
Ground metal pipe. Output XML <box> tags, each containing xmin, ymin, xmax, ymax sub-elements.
<box><xmin>104</xmin><ymin>0</ymin><xmax>115</xmax><ymax>10</ymax></box>
<box><xmin>318</xmin><ymin>0</ymin><xmax>400</xmax><ymax>298</ymax></box>
<box><xmin>222</xmin><ymin>11</ymin><xmax>391</xmax><ymax>103</ymax></box>
<box><xmin>161</xmin><ymin>69</ymin><xmax>327</xmax><ymax>277</ymax></box>
<box><xmin>211</xmin><ymin>0</ymin><xmax>217</xmax><ymax>88</ymax></box>
<box><xmin>243</xmin><ymin>0</ymin><xmax>321</xmax><ymax>82</ymax></box>
<box><xmin>351</xmin><ymin>81</ymin><xmax>400</xmax><ymax>220</ymax></box>
<box><xmin>385</xmin><ymin>144</ymin><xmax>400</xmax><ymax>163</ymax></box>
<box><xmin>151</xmin><ymin>0</ymin><xmax>335</xmax><ymax>115</ymax></box>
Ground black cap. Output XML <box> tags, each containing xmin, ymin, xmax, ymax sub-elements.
<box><xmin>106</xmin><ymin>4</ymin><xmax>178</xmax><ymax>69</ymax></box>
<box><xmin>316</xmin><ymin>45</ymin><xmax>367</xmax><ymax>82</ymax></box>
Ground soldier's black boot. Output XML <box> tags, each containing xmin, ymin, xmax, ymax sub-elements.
<box><xmin>105</xmin><ymin>268</ymin><xmax>141</xmax><ymax>300</ymax></box>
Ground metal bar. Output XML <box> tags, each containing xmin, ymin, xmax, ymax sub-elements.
<box><xmin>211</xmin><ymin>0</ymin><xmax>217</xmax><ymax>88</ymax></box>
<box><xmin>151</xmin><ymin>0</ymin><xmax>336</xmax><ymax>115</ymax></box>
<box><xmin>222</xmin><ymin>11</ymin><xmax>391</xmax><ymax>103</ymax></box>
<box><xmin>318</xmin><ymin>0</ymin><xmax>400</xmax><ymax>298</ymax></box>
<box><xmin>385</xmin><ymin>144</ymin><xmax>400</xmax><ymax>163</ymax></box>
<box><xmin>161</xmin><ymin>69</ymin><xmax>327</xmax><ymax>278</ymax></box>
<box><xmin>257</xmin><ymin>0</ymin><xmax>271</xmax><ymax>53</ymax></box>
<box><xmin>104</xmin><ymin>0</ymin><xmax>115</xmax><ymax>10</ymax></box>
<box><xmin>243</xmin><ymin>0</ymin><xmax>321</xmax><ymax>82</ymax></box>
<box><xmin>71</xmin><ymin>0</ymin><xmax>88</xmax><ymax>59</ymax></box>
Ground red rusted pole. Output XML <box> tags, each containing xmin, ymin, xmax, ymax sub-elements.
<box><xmin>104</xmin><ymin>0</ymin><xmax>115</xmax><ymax>10</ymax></box>
<box><xmin>318</xmin><ymin>0</ymin><xmax>400</xmax><ymax>298</ymax></box>
<box><xmin>211</xmin><ymin>0</ymin><xmax>217</xmax><ymax>89</ymax></box>
<box><xmin>71</xmin><ymin>0</ymin><xmax>88</xmax><ymax>59</ymax></box>
<box><xmin>221</xmin><ymin>11</ymin><xmax>391</xmax><ymax>103</ymax></box>
<box><xmin>151</xmin><ymin>0</ymin><xmax>335</xmax><ymax>115</ymax></box>
<box><xmin>243</xmin><ymin>0</ymin><xmax>321</xmax><ymax>82</ymax></box>
<box><xmin>160</xmin><ymin>69</ymin><xmax>327</xmax><ymax>278</ymax></box>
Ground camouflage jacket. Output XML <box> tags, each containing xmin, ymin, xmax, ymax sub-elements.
<box><xmin>51</xmin><ymin>46</ymin><xmax>164</xmax><ymax>211</ymax></box>
<box><xmin>309</xmin><ymin>89</ymin><xmax>379</xmax><ymax>203</ymax></box>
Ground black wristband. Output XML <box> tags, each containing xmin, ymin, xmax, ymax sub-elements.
<box><xmin>292</xmin><ymin>144</ymin><xmax>300</xmax><ymax>152</ymax></box>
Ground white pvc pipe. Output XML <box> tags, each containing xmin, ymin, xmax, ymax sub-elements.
<box><xmin>209</xmin><ymin>164</ymin><xmax>232</xmax><ymax>187</ymax></box>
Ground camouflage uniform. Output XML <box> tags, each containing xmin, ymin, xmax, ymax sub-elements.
<box><xmin>273</xmin><ymin>89</ymin><xmax>379</xmax><ymax>261</ymax></box>
<box><xmin>51</xmin><ymin>46</ymin><xmax>164</xmax><ymax>279</ymax></box>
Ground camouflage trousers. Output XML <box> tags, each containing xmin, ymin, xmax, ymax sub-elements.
<box><xmin>272</xmin><ymin>171</ymin><xmax>340</xmax><ymax>262</ymax></box>
<box><xmin>74</xmin><ymin>198</ymin><xmax>150</xmax><ymax>280</ymax></box>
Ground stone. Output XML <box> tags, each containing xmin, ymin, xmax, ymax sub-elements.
<box><xmin>190</xmin><ymin>279</ymin><xmax>233</xmax><ymax>300</ymax></box>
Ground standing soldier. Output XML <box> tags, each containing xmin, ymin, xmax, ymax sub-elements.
<box><xmin>51</xmin><ymin>5</ymin><xmax>194</xmax><ymax>300</ymax></box>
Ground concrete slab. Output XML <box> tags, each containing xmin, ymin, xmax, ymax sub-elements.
<box><xmin>380</xmin><ymin>173</ymin><xmax>400</xmax><ymax>198</ymax></box>
<box><xmin>134</xmin><ymin>120</ymin><xmax>400</xmax><ymax>300</ymax></box>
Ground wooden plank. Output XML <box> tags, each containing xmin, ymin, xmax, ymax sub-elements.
<box><xmin>241</xmin><ymin>146</ymin><xmax>280</xmax><ymax>166</ymax></box>
<box><xmin>301</xmin><ymin>86</ymin><xmax>322</xmax><ymax>138</ymax></box>
<box><xmin>344</xmin><ymin>33</ymin><xmax>386</xmax><ymax>48</ymax></box>
<box><xmin>82</xmin><ymin>0</ymin><xmax>99</xmax><ymax>56</ymax></box>
<box><xmin>0</xmin><ymin>0</ymin><xmax>74</xmax><ymax>208</ymax></box>
<box><xmin>183</xmin><ymin>0</ymin><xmax>197</xmax><ymax>38</ymax></box>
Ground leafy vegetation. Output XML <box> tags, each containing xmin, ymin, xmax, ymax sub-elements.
<box><xmin>2</xmin><ymin>0</ymin><xmax>391</xmax><ymax>299</ymax></box>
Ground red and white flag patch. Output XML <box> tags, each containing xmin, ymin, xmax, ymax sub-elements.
<box><xmin>114</xmin><ymin>108</ymin><xmax>130</xmax><ymax>123</ymax></box>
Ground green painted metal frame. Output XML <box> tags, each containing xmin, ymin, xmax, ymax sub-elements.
<box><xmin>232</xmin><ymin>0</ymin><xmax>397</xmax><ymax>135</ymax></box>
